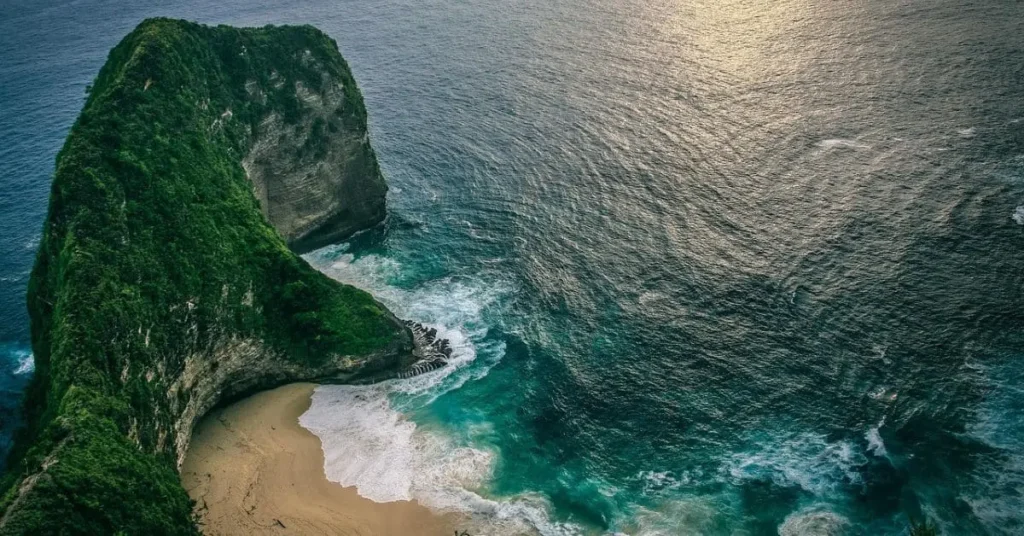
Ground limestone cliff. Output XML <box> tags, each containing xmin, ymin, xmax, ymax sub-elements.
<box><xmin>0</xmin><ymin>19</ymin><xmax>411</xmax><ymax>535</ymax></box>
<box><xmin>242</xmin><ymin>55</ymin><xmax>388</xmax><ymax>253</ymax></box>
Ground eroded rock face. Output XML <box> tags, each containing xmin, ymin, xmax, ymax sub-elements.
<box><xmin>243</xmin><ymin>65</ymin><xmax>387</xmax><ymax>253</ymax></box>
<box><xmin>170</xmin><ymin>332</ymin><xmax>409</xmax><ymax>468</ymax></box>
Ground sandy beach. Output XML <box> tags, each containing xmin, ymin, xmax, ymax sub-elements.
<box><xmin>181</xmin><ymin>383</ymin><xmax>459</xmax><ymax>536</ymax></box>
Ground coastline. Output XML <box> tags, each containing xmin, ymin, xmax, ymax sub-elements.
<box><xmin>180</xmin><ymin>383</ymin><xmax>460</xmax><ymax>535</ymax></box>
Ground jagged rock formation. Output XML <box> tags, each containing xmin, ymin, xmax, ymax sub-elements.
<box><xmin>398</xmin><ymin>321</ymin><xmax>454</xmax><ymax>379</ymax></box>
<box><xmin>0</xmin><ymin>19</ymin><xmax>426</xmax><ymax>535</ymax></box>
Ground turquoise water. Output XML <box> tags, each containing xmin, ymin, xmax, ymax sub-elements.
<box><xmin>3</xmin><ymin>0</ymin><xmax>1024</xmax><ymax>533</ymax></box>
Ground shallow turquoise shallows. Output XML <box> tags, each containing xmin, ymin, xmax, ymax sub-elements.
<box><xmin>3</xmin><ymin>0</ymin><xmax>1024</xmax><ymax>534</ymax></box>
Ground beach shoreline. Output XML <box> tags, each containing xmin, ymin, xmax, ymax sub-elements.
<box><xmin>180</xmin><ymin>382</ymin><xmax>460</xmax><ymax>535</ymax></box>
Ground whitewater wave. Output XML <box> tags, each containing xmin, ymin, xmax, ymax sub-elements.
<box><xmin>865</xmin><ymin>418</ymin><xmax>887</xmax><ymax>458</ymax></box>
<box><xmin>7</xmin><ymin>348</ymin><xmax>34</xmax><ymax>376</ymax></box>
<box><xmin>301</xmin><ymin>386</ymin><xmax>579</xmax><ymax>535</ymax></box>
<box><xmin>1011</xmin><ymin>205</ymin><xmax>1024</xmax><ymax>225</ymax></box>
<box><xmin>300</xmin><ymin>383</ymin><xmax>491</xmax><ymax>504</ymax></box>
<box><xmin>778</xmin><ymin>506</ymin><xmax>850</xmax><ymax>536</ymax></box>
<box><xmin>13</xmin><ymin>354</ymin><xmax>33</xmax><ymax>375</ymax></box>
<box><xmin>722</xmin><ymin>433</ymin><xmax>868</xmax><ymax>496</ymax></box>
<box><xmin>634</xmin><ymin>470</ymin><xmax>685</xmax><ymax>493</ymax></box>
<box><xmin>301</xmin><ymin>247</ymin><xmax>583</xmax><ymax>535</ymax></box>
<box><xmin>306</xmin><ymin>246</ymin><xmax>509</xmax><ymax>396</ymax></box>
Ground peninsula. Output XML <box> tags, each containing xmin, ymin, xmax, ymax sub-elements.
<box><xmin>0</xmin><ymin>18</ymin><xmax>435</xmax><ymax>534</ymax></box>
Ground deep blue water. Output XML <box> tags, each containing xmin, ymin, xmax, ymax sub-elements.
<box><xmin>2</xmin><ymin>1</ymin><xmax>1024</xmax><ymax>534</ymax></box>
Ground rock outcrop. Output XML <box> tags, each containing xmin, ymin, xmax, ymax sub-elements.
<box><xmin>0</xmin><ymin>19</ymin><xmax>417</xmax><ymax>535</ymax></box>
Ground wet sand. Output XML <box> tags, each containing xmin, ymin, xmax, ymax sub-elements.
<box><xmin>181</xmin><ymin>383</ymin><xmax>459</xmax><ymax>536</ymax></box>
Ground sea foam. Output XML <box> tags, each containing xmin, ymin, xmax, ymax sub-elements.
<box><xmin>300</xmin><ymin>383</ymin><xmax>493</xmax><ymax>503</ymax></box>
<box><xmin>865</xmin><ymin>418</ymin><xmax>887</xmax><ymax>458</ymax></box>
<box><xmin>778</xmin><ymin>507</ymin><xmax>850</xmax><ymax>536</ymax></box>
<box><xmin>723</xmin><ymin>433</ymin><xmax>868</xmax><ymax>496</ymax></box>
<box><xmin>1012</xmin><ymin>205</ymin><xmax>1024</xmax><ymax>225</ymax></box>
<box><xmin>13</xmin><ymin>354</ymin><xmax>33</xmax><ymax>375</ymax></box>
<box><xmin>300</xmin><ymin>248</ymin><xmax>582</xmax><ymax>535</ymax></box>
<box><xmin>9</xmin><ymin>348</ymin><xmax>34</xmax><ymax>376</ymax></box>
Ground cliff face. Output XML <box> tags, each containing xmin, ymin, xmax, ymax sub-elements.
<box><xmin>0</xmin><ymin>19</ymin><xmax>411</xmax><ymax>535</ymax></box>
<box><xmin>242</xmin><ymin>55</ymin><xmax>388</xmax><ymax>253</ymax></box>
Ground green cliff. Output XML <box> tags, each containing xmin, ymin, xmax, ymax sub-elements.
<box><xmin>0</xmin><ymin>18</ymin><xmax>412</xmax><ymax>534</ymax></box>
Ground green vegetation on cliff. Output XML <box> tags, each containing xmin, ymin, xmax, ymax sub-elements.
<box><xmin>0</xmin><ymin>18</ymin><xmax>406</xmax><ymax>534</ymax></box>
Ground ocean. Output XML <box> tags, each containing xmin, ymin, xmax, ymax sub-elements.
<box><xmin>2</xmin><ymin>0</ymin><xmax>1023</xmax><ymax>533</ymax></box>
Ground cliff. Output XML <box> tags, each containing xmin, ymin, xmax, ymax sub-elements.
<box><xmin>0</xmin><ymin>19</ymin><xmax>412</xmax><ymax>535</ymax></box>
<box><xmin>241</xmin><ymin>45</ymin><xmax>388</xmax><ymax>253</ymax></box>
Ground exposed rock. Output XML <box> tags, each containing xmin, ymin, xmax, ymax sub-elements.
<box><xmin>243</xmin><ymin>75</ymin><xmax>388</xmax><ymax>253</ymax></box>
<box><xmin>392</xmin><ymin>320</ymin><xmax>455</xmax><ymax>381</ymax></box>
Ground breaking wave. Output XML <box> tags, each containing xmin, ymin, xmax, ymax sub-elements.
<box><xmin>301</xmin><ymin>246</ymin><xmax>583</xmax><ymax>535</ymax></box>
<box><xmin>722</xmin><ymin>433</ymin><xmax>869</xmax><ymax>496</ymax></box>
